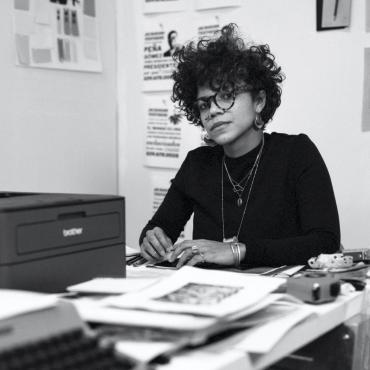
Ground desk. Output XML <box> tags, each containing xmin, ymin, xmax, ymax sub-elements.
<box><xmin>268</xmin><ymin>314</ymin><xmax>370</xmax><ymax>370</ymax></box>
<box><xmin>68</xmin><ymin>265</ymin><xmax>370</xmax><ymax>369</ymax></box>
<box><xmin>156</xmin><ymin>291</ymin><xmax>366</xmax><ymax>370</ymax></box>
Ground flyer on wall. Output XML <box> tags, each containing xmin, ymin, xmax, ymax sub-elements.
<box><xmin>195</xmin><ymin>0</ymin><xmax>242</xmax><ymax>11</ymax></box>
<box><xmin>149</xmin><ymin>172</ymin><xmax>193</xmax><ymax>242</ymax></box>
<box><xmin>141</xmin><ymin>17</ymin><xmax>191</xmax><ymax>91</ymax></box>
<box><xmin>195</xmin><ymin>14</ymin><xmax>232</xmax><ymax>39</ymax></box>
<box><xmin>143</xmin><ymin>95</ymin><xmax>202</xmax><ymax>168</ymax></box>
<box><xmin>142</xmin><ymin>0</ymin><xmax>188</xmax><ymax>14</ymax></box>
<box><xmin>13</xmin><ymin>0</ymin><xmax>102</xmax><ymax>72</ymax></box>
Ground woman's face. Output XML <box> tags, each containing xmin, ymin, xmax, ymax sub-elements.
<box><xmin>196</xmin><ymin>85</ymin><xmax>266</xmax><ymax>149</ymax></box>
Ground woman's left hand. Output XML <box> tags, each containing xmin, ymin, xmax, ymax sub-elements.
<box><xmin>167</xmin><ymin>239</ymin><xmax>237</xmax><ymax>268</ymax></box>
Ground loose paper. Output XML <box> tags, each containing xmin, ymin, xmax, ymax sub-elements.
<box><xmin>0</xmin><ymin>290</ymin><xmax>57</xmax><ymax>320</ymax></box>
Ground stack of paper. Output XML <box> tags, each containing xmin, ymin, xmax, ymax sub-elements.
<box><xmin>72</xmin><ymin>266</ymin><xmax>314</xmax><ymax>364</ymax></box>
<box><xmin>103</xmin><ymin>266</ymin><xmax>285</xmax><ymax>317</ymax></box>
<box><xmin>73</xmin><ymin>267</ymin><xmax>298</xmax><ymax>361</ymax></box>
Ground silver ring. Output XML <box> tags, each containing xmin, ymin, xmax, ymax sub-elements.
<box><xmin>199</xmin><ymin>251</ymin><xmax>206</xmax><ymax>263</ymax></box>
<box><xmin>191</xmin><ymin>245</ymin><xmax>199</xmax><ymax>255</ymax></box>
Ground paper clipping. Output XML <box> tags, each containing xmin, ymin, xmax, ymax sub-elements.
<box><xmin>13</xmin><ymin>0</ymin><xmax>102</xmax><ymax>72</ymax></box>
<box><xmin>142</xmin><ymin>18</ymin><xmax>190</xmax><ymax>91</ymax></box>
<box><xmin>149</xmin><ymin>172</ymin><xmax>193</xmax><ymax>242</ymax></box>
<box><xmin>144</xmin><ymin>95</ymin><xmax>202</xmax><ymax>169</ymax></box>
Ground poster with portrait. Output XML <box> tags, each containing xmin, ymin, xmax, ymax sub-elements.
<box><xmin>195</xmin><ymin>0</ymin><xmax>241</xmax><ymax>11</ymax></box>
<box><xmin>150</xmin><ymin>172</ymin><xmax>193</xmax><ymax>242</ymax></box>
<box><xmin>142</xmin><ymin>17</ymin><xmax>191</xmax><ymax>91</ymax></box>
<box><xmin>142</xmin><ymin>0</ymin><xmax>188</xmax><ymax>14</ymax></box>
<box><xmin>143</xmin><ymin>95</ymin><xmax>202</xmax><ymax>168</ymax></box>
<box><xmin>13</xmin><ymin>0</ymin><xmax>101</xmax><ymax>72</ymax></box>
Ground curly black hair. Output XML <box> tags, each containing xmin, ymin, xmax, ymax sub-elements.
<box><xmin>171</xmin><ymin>23</ymin><xmax>285</xmax><ymax>126</ymax></box>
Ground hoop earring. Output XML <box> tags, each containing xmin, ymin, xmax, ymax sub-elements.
<box><xmin>201</xmin><ymin>130</ymin><xmax>216</xmax><ymax>146</ymax></box>
<box><xmin>253</xmin><ymin>113</ymin><xmax>265</xmax><ymax>130</ymax></box>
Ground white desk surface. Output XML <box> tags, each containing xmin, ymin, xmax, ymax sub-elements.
<box><xmin>157</xmin><ymin>290</ymin><xmax>366</xmax><ymax>370</ymax></box>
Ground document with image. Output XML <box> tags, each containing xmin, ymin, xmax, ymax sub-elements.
<box><xmin>104</xmin><ymin>266</ymin><xmax>284</xmax><ymax>317</ymax></box>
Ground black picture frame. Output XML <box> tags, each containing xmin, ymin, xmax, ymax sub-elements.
<box><xmin>316</xmin><ymin>0</ymin><xmax>352</xmax><ymax>31</ymax></box>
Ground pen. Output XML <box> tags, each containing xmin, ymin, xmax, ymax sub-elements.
<box><xmin>126</xmin><ymin>254</ymin><xmax>143</xmax><ymax>265</ymax></box>
<box><xmin>261</xmin><ymin>265</ymin><xmax>287</xmax><ymax>276</ymax></box>
<box><xmin>133</xmin><ymin>257</ymin><xmax>147</xmax><ymax>266</ymax></box>
<box><xmin>333</xmin><ymin>0</ymin><xmax>339</xmax><ymax>20</ymax></box>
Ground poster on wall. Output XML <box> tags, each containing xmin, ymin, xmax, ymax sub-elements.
<box><xmin>150</xmin><ymin>172</ymin><xmax>193</xmax><ymax>243</ymax></box>
<box><xmin>142</xmin><ymin>17</ymin><xmax>190</xmax><ymax>91</ymax></box>
<box><xmin>361</xmin><ymin>48</ymin><xmax>370</xmax><ymax>132</ymax></box>
<box><xmin>13</xmin><ymin>0</ymin><xmax>102</xmax><ymax>72</ymax></box>
<box><xmin>316</xmin><ymin>0</ymin><xmax>352</xmax><ymax>31</ymax></box>
<box><xmin>195</xmin><ymin>0</ymin><xmax>241</xmax><ymax>11</ymax></box>
<box><xmin>196</xmin><ymin>14</ymin><xmax>231</xmax><ymax>40</ymax></box>
<box><xmin>144</xmin><ymin>95</ymin><xmax>202</xmax><ymax>169</ymax></box>
<box><xmin>142</xmin><ymin>0</ymin><xmax>188</xmax><ymax>14</ymax></box>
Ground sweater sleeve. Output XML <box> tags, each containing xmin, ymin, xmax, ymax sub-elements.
<box><xmin>139</xmin><ymin>153</ymin><xmax>194</xmax><ymax>245</ymax></box>
<box><xmin>242</xmin><ymin>134</ymin><xmax>340</xmax><ymax>267</ymax></box>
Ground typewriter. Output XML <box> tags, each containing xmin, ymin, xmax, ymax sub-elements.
<box><xmin>0</xmin><ymin>298</ymin><xmax>134</xmax><ymax>370</ymax></box>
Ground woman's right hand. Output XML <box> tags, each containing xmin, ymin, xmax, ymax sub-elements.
<box><xmin>140</xmin><ymin>227</ymin><xmax>173</xmax><ymax>263</ymax></box>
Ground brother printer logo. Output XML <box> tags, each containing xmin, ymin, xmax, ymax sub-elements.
<box><xmin>62</xmin><ymin>227</ymin><xmax>83</xmax><ymax>237</ymax></box>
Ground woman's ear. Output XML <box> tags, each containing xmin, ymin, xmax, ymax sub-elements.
<box><xmin>255</xmin><ymin>90</ymin><xmax>266</xmax><ymax>113</ymax></box>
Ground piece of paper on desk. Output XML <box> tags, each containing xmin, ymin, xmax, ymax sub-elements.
<box><xmin>104</xmin><ymin>266</ymin><xmax>285</xmax><ymax>317</ymax></box>
<box><xmin>234</xmin><ymin>304</ymin><xmax>315</xmax><ymax>353</ymax></box>
<box><xmin>67</xmin><ymin>277</ymin><xmax>157</xmax><ymax>295</ymax></box>
<box><xmin>126</xmin><ymin>265</ymin><xmax>176</xmax><ymax>279</ymax></box>
<box><xmin>76</xmin><ymin>301</ymin><xmax>218</xmax><ymax>331</ymax></box>
<box><xmin>115</xmin><ymin>340</ymin><xmax>182</xmax><ymax>364</ymax></box>
<box><xmin>126</xmin><ymin>244</ymin><xmax>140</xmax><ymax>257</ymax></box>
<box><xmin>0</xmin><ymin>290</ymin><xmax>58</xmax><ymax>320</ymax></box>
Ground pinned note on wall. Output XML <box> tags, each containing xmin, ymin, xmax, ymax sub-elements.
<box><xmin>13</xmin><ymin>0</ymin><xmax>101</xmax><ymax>72</ymax></box>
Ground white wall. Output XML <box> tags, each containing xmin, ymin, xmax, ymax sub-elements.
<box><xmin>0</xmin><ymin>0</ymin><xmax>118</xmax><ymax>195</ymax></box>
<box><xmin>119</xmin><ymin>0</ymin><xmax>370</xmax><ymax>252</ymax></box>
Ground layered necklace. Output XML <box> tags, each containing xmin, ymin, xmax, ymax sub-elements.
<box><xmin>221</xmin><ymin>135</ymin><xmax>265</xmax><ymax>243</ymax></box>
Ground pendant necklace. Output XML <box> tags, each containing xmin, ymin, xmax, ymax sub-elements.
<box><xmin>223</xmin><ymin>160</ymin><xmax>252</xmax><ymax>207</ymax></box>
<box><xmin>221</xmin><ymin>135</ymin><xmax>265</xmax><ymax>242</ymax></box>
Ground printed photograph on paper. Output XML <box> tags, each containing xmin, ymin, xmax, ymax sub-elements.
<box><xmin>155</xmin><ymin>283</ymin><xmax>243</xmax><ymax>305</ymax></box>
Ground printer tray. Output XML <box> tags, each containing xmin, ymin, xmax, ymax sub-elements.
<box><xmin>0</xmin><ymin>243</ymin><xmax>124</xmax><ymax>293</ymax></box>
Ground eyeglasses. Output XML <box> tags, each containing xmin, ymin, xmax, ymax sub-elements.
<box><xmin>193</xmin><ymin>90</ymin><xmax>236</xmax><ymax>116</ymax></box>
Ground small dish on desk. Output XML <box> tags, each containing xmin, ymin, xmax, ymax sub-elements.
<box><xmin>307</xmin><ymin>252</ymin><xmax>367</xmax><ymax>274</ymax></box>
<box><xmin>308</xmin><ymin>253</ymin><xmax>353</xmax><ymax>270</ymax></box>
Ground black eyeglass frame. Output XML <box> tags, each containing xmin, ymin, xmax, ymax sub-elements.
<box><xmin>193</xmin><ymin>90</ymin><xmax>237</xmax><ymax>116</ymax></box>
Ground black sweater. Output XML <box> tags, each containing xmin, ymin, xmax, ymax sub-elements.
<box><xmin>139</xmin><ymin>132</ymin><xmax>340</xmax><ymax>267</ymax></box>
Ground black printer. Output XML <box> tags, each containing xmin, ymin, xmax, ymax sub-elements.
<box><xmin>0</xmin><ymin>192</ymin><xmax>125</xmax><ymax>292</ymax></box>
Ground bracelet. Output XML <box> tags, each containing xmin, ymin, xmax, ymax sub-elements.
<box><xmin>229</xmin><ymin>242</ymin><xmax>241</xmax><ymax>267</ymax></box>
<box><xmin>229</xmin><ymin>243</ymin><xmax>237</xmax><ymax>266</ymax></box>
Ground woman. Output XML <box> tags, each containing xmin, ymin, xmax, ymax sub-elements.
<box><xmin>139</xmin><ymin>23</ymin><xmax>340</xmax><ymax>269</ymax></box>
